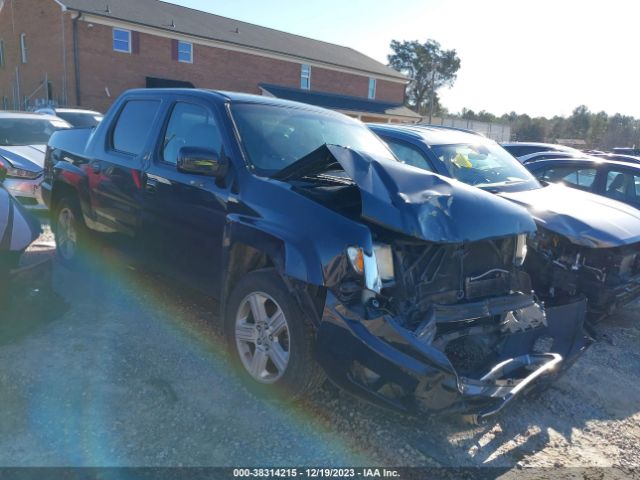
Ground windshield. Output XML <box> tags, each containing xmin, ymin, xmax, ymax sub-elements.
<box><xmin>231</xmin><ymin>103</ymin><xmax>396</xmax><ymax>176</ymax></box>
<box><xmin>0</xmin><ymin>118</ymin><xmax>71</xmax><ymax>146</ymax></box>
<box><xmin>430</xmin><ymin>142</ymin><xmax>541</xmax><ymax>191</ymax></box>
<box><xmin>57</xmin><ymin>112</ymin><xmax>103</xmax><ymax>128</ymax></box>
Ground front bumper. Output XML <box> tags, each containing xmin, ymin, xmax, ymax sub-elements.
<box><xmin>316</xmin><ymin>292</ymin><xmax>591</xmax><ymax>420</ymax></box>
<box><xmin>4</xmin><ymin>176</ymin><xmax>47</xmax><ymax>210</ymax></box>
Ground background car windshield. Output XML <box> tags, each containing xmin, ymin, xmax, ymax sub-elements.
<box><xmin>0</xmin><ymin>118</ymin><xmax>70</xmax><ymax>146</ymax></box>
<box><xmin>231</xmin><ymin>103</ymin><xmax>396</xmax><ymax>176</ymax></box>
<box><xmin>430</xmin><ymin>142</ymin><xmax>540</xmax><ymax>190</ymax></box>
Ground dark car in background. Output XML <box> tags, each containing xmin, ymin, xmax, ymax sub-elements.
<box><xmin>526</xmin><ymin>157</ymin><xmax>640</xmax><ymax>209</ymax></box>
<box><xmin>35</xmin><ymin>108</ymin><xmax>104</xmax><ymax>128</ymax></box>
<box><xmin>0</xmin><ymin>112</ymin><xmax>71</xmax><ymax>209</ymax></box>
<box><xmin>502</xmin><ymin>142</ymin><xmax>585</xmax><ymax>161</ymax></box>
<box><xmin>43</xmin><ymin>89</ymin><xmax>590</xmax><ymax>420</ymax></box>
<box><xmin>370</xmin><ymin>124</ymin><xmax>640</xmax><ymax>318</ymax></box>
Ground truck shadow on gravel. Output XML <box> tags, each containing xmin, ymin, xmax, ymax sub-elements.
<box><xmin>1</xmin><ymin>288</ymin><xmax>69</xmax><ymax>347</ymax></box>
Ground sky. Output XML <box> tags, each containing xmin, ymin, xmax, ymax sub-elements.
<box><xmin>169</xmin><ymin>0</ymin><xmax>640</xmax><ymax>118</ymax></box>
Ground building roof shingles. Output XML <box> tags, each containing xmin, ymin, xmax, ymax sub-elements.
<box><xmin>58</xmin><ymin>0</ymin><xmax>407</xmax><ymax>81</ymax></box>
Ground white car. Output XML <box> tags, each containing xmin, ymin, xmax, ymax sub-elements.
<box><xmin>0</xmin><ymin>112</ymin><xmax>71</xmax><ymax>209</ymax></box>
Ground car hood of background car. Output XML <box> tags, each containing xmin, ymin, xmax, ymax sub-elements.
<box><xmin>275</xmin><ymin>144</ymin><xmax>536</xmax><ymax>243</ymax></box>
<box><xmin>0</xmin><ymin>186</ymin><xmax>40</xmax><ymax>252</ymax></box>
<box><xmin>499</xmin><ymin>184</ymin><xmax>640</xmax><ymax>248</ymax></box>
<box><xmin>0</xmin><ymin>145</ymin><xmax>46</xmax><ymax>173</ymax></box>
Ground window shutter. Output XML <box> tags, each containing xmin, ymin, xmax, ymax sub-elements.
<box><xmin>131</xmin><ymin>31</ymin><xmax>140</xmax><ymax>54</ymax></box>
<box><xmin>171</xmin><ymin>39</ymin><xmax>179</xmax><ymax>61</ymax></box>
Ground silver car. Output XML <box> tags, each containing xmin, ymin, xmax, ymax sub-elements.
<box><xmin>0</xmin><ymin>112</ymin><xmax>71</xmax><ymax>209</ymax></box>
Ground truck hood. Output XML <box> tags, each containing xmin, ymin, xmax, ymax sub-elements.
<box><xmin>0</xmin><ymin>186</ymin><xmax>40</xmax><ymax>252</ymax></box>
<box><xmin>275</xmin><ymin>145</ymin><xmax>536</xmax><ymax>243</ymax></box>
<box><xmin>499</xmin><ymin>184</ymin><xmax>640</xmax><ymax>248</ymax></box>
<box><xmin>0</xmin><ymin>145</ymin><xmax>46</xmax><ymax>173</ymax></box>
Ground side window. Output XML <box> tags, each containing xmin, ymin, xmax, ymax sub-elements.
<box><xmin>605</xmin><ymin>170</ymin><xmax>640</xmax><ymax>204</ymax></box>
<box><xmin>300</xmin><ymin>64</ymin><xmax>311</xmax><ymax>90</ymax></box>
<box><xmin>162</xmin><ymin>102</ymin><xmax>222</xmax><ymax>165</ymax></box>
<box><xmin>112</xmin><ymin>100</ymin><xmax>161</xmax><ymax>155</ymax></box>
<box><xmin>384</xmin><ymin>138</ymin><xmax>433</xmax><ymax>172</ymax></box>
<box><xmin>538</xmin><ymin>166</ymin><xmax>596</xmax><ymax>189</ymax></box>
<box><xmin>113</xmin><ymin>28</ymin><xmax>131</xmax><ymax>53</ymax></box>
<box><xmin>178</xmin><ymin>41</ymin><xmax>193</xmax><ymax>63</ymax></box>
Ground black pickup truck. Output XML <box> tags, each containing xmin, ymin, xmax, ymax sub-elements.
<box><xmin>43</xmin><ymin>89</ymin><xmax>590</xmax><ymax>421</ymax></box>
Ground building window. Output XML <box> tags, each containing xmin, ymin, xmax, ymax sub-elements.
<box><xmin>20</xmin><ymin>33</ymin><xmax>27</xmax><ymax>63</ymax></box>
<box><xmin>0</xmin><ymin>40</ymin><xmax>4</xmax><ymax>68</ymax></box>
<box><xmin>301</xmin><ymin>64</ymin><xmax>311</xmax><ymax>90</ymax></box>
<box><xmin>113</xmin><ymin>28</ymin><xmax>131</xmax><ymax>53</ymax></box>
<box><xmin>178</xmin><ymin>41</ymin><xmax>193</xmax><ymax>63</ymax></box>
<box><xmin>368</xmin><ymin>78</ymin><xmax>377</xmax><ymax>99</ymax></box>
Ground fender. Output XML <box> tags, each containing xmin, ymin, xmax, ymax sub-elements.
<box><xmin>221</xmin><ymin>215</ymin><xmax>325</xmax><ymax>291</ymax></box>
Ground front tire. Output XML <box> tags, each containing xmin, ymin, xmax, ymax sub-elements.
<box><xmin>224</xmin><ymin>269</ymin><xmax>324</xmax><ymax>400</ymax></box>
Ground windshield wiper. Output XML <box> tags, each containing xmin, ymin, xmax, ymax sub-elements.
<box><xmin>474</xmin><ymin>179</ymin><xmax>527</xmax><ymax>189</ymax></box>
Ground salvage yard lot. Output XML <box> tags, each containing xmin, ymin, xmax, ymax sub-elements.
<box><xmin>1</xmin><ymin>222</ymin><xmax>639</xmax><ymax>469</ymax></box>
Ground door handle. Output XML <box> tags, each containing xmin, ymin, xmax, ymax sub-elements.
<box><xmin>145</xmin><ymin>176</ymin><xmax>158</xmax><ymax>193</ymax></box>
<box><xmin>91</xmin><ymin>161</ymin><xmax>101</xmax><ymax>174</ymax></box>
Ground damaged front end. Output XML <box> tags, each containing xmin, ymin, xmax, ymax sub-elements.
<box><xmin>287</xmin><ymin>146</ymin><xmax>591</xmax><ymax>419</ymax></box>
<box><xmin>499</xmin><ymin>184</ymin><xmax>640</xmax><ymax>317</ymax></box>
<box><xmin>526</xmin><ymin>226</ymin><xmax>640</xmax><ymax>316</ymax></box>
<box><xmin>317</xmin><ymin>237</ymin><xmax>590</xmax><ymax>421</ymax></box>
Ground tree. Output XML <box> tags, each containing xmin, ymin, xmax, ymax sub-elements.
<box><xmin>388</xmin><ymin>39</ymin><xmax>461</xmax><ymax>120</ymax></box>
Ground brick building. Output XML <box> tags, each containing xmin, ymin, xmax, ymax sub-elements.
<box><xmin>0</xmin><ymin>0</ymin><xmax>419</xmax><ymax>122</ymax></box>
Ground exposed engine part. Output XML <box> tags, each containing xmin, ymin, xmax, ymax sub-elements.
<box><xmin>501</xmin><ymin>303</ymin><xmax>547</xmax><ymax>334</ymax></box>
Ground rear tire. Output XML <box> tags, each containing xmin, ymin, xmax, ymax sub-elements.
<box><xmin>224</xmin><ymin>269</ymin><xmax>324</xmax><ymax>401</ymax></box>
<box><xmin>53</xmin><ymin>196</ymin><xmax>88</xmax><ymax>268</ymax></box>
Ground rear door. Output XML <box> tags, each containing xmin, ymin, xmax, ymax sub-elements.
<box><xmin>140</xmin><ymin>97</ymin><xmax>230</xmax><ymax>296</ymax></box>
<box><xmin>90</xmin><ymin>98</ymin><xmax>163</xmax><ymax>237</ymax></box>
<box><xmin>601</xmin><ymin>167</ymin><xmax>640</xmax><ymax>209</ymax></box>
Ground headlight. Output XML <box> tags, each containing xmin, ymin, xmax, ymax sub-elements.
<box><xmin>515</xmin><ymin>234</ymin><xmax>528</xmax><ymax>266</ymax></box>
<box><xmin>373</xmin><ymin>244</ymin><xmax>395</xmax><ymax>281</ymax></box>
<box><xmin>347</xmin><ymin>244</ymin><xmax>394</xmax><ymax>293</ymax></box>
<box><xmin>0</xmin><ymin>157</ymin><xmax>41</xmax><ymax>180</ymax></box>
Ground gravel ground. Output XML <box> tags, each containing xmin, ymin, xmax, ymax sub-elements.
<box><xmin>1</xmin><ymin>218</ymin><xmax>639</xmax><ymax>472</ymax></box>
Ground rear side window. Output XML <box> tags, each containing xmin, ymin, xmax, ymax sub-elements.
<box><xmin>605</xmin><ymin>170</ymin><xmax>640</xmax><ymax>204</ymax></box>
<box><xmin>162</xmin><ymin>102</ymin><xmax>222</xmax><ymax>165</ymax></box>
<box><xmin>384</xmin><ymin>138</ymin><xmax>433</xmax><ymax>172</ymax></box>
<box><xmin>537</xmin><ymin>166</ymin><xmax>596</xmax><ymax>189</ymax></box>
<box><xmin>112</xmin><ymin>100</ymin><xmax>161</xmax><ymax>155</ymax></box>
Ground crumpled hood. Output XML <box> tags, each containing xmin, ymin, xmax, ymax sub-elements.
<box><xmin>499</xmin><ymin>184</ymin><xmax>640</xmax><ymax>248</ymax></box>
<box><xmin>277</xmin><ymin>145</ymin><xmax>536</xmax><ymax>243</ymax></box>
<box><xmin>0</xmin><ymin>145</ymin><xmax>46</xmax><ymax>172</ymax></box>
<box><xmin>0</xmin><ymin>186</ymin><xmax>40</xmax><ymax>252</ymax></box>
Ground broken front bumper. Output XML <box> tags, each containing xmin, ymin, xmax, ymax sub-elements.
<box><xmin>316</xmin><ymin>292</ymin><xmax>591</xmax><ymax>420</ymax></box>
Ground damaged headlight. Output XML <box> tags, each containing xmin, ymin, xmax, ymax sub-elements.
<box><xmin>515</xmin><ymin>234</ymin><xmax>528</xmax><ymax>266</ymax></box>
<box><xmin>373</xmin><ymin>244</ymin><xmax>395</xmax><ymax>281</ymax></box>
<box><xmin>347</xmin><ymin>243</ymin><xmax>394</xmax><ymax>293</ymax></box>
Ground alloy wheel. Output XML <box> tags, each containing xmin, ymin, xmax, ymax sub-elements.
<box><xmin>235</xmin><ymin>291</ymin><xmax>290</xmax><ymax>383</ymax></box>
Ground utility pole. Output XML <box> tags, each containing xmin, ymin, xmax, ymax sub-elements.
<box><xmin>428</xmin><ymin>61</ymin><xmax>439</xmax><ymax>124</ymax></box>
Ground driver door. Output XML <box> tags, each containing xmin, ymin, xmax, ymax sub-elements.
<box><xmin>140</xmin><ymin>99</ymin><xmax>229</xmax><ymax>296</ymax></box>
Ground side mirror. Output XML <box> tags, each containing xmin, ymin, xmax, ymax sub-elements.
<box><xmin>177</xmin><ymin>147</ymin><xmax>227</xmax><ymax>178</ymax></box>
<box><xmin>0</xmin><ymin>163</ymin><xmax>6</xmax><ymax>184</ymax></box>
